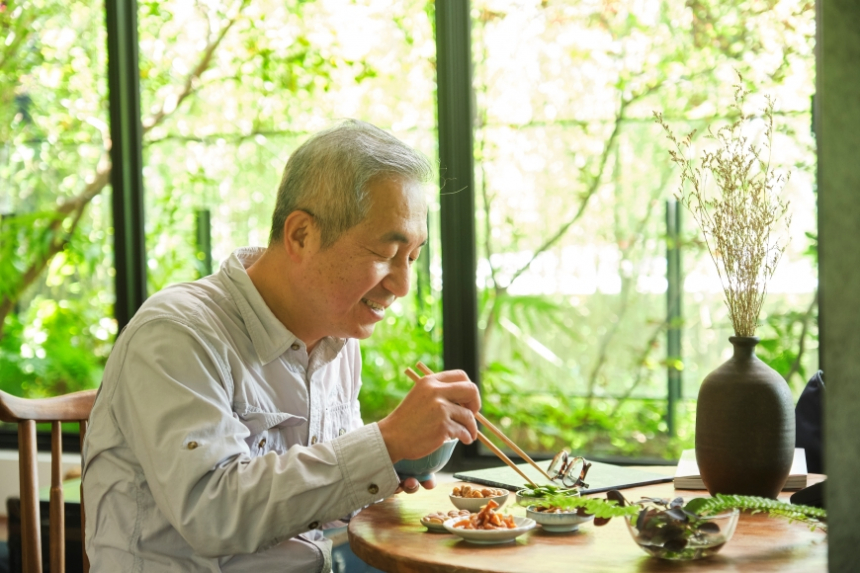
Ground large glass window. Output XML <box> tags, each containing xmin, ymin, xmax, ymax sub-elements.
<box><xmin>1</xmin><ymin>0</ymin><xmax>113</xmax><ymax>400</ymax></box>
<box><xmin>2</xmin><ymin>0</ymin><xmax>817</xmax><ymax>467</ymax></box>
<box><xmin>471</xmin><ymin>0</ymin><xmax>816</xmax><ymax>460</ymax></box>
<box><xmin>138</xmin><ymin>0</ymin><xmax>441</xmax><ymax>422</ymax></box>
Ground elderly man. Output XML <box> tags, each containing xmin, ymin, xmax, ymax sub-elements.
<box><xmin>83</xmin><ymin>120</ymin><xmax>480</xmax><ymax>572</ymax></box>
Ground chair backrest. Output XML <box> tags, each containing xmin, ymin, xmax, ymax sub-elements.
<box><xmin>0</xmin><ymin>389</ymin><xmax>97</xmax><ymax>573</ymax></box>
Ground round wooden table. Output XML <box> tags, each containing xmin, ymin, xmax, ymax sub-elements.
<box><xmin>348</xmin><ymin>475</ymin><xmax>827</xmax><ymax>572</ymax></box>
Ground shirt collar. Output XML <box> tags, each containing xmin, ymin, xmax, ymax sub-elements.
<box><xmin>218</xmin><ymin>247</ymin><xmax>346</xmax><ymax>365</ymax></box>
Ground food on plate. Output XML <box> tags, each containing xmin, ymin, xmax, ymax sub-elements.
<box><xmin>517</xmin><ymin>484</ymin><xmax>579</xmax><ymax>499</ymax></box>
<box><xmin>451</xmin><ymin>485</ymin><xmax>507</xmax><ymax>499</ymax></box>
<box><xmin>531</xmin><ymin>505</ymin><xmax>568</xmax><ymax>514</ymax></box>
<box><xmin>422</xmin><ymin>509</ymin><xmax>470</xmax><ymax>525</ymax></box>
<box><xmin>451</xmin><ymin>499</ymin><xmax>516</xmax><ymax>530</ymax></box>
<box><xmin>529</xmin><ymin>504</ymin><xmax>590</xmax><ymax>516</ymax></box>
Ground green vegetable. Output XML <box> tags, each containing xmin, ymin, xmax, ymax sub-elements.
<box><xmin>517</xmin><ymin>484</ymin><xmax>580</xmax><ymax>499</ymax></box>
<box><xmin>533</xmin><ymin>495</ymin><xmax>639</xmax><ymax>519</ymax></box>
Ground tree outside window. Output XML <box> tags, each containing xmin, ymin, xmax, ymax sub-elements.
<box><xmin>1</xmin><ymin>0</ymin><xmax>816</xmax><ymax>462</ymax></box>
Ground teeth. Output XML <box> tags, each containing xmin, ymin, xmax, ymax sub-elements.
<box><xmin>364</xmin><ymin>299</ymin><xmax>384</xmax><ymax>312</ymax></box>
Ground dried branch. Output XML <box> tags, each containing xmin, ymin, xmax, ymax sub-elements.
<box><xmin>655</xmin><ymin>74</ymin><xmax>791</xmax><ymax>337</ymax></box>
<box><xmin>0</xmin><ymin>0</ymin><xmax>250</xmax><ymax>338</ymax></box>
<box><xmin>502</xmin><ymin>80</ymin><xmax>667</xmax><ymax>291</ymax></box>
<box><xmin>480</xmin><ymin>108</ymin><xmax>808</xmax><ymax>131</ymax></box>
<box><xmin>143</xmin><ymin>0</ymin><xmax>250</xmax><ymax>134</ymax></box>
<box><xmin>501</xmin><ymin>100</ymin><xmax>627</xmax><ymax>290</ymax></box>
<box><xmin>584</xmin><ymin>166</ymin><xmax>673</xmax><ymax>408</ymax></box>
<box><xmin>609</xmin><ymin>317</ymin><xmax>670</xmax><ymax>419</ymax></box>
<box><xmin>0</xmin><ymin>164</ymin><xmax>112</xmax><ymax>328</ymax></box>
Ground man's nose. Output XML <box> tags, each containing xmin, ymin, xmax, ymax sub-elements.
<box><xmin>384</xmin><ymin>260</ymin><xmax>411</xmax><ymax>298</ymax></box>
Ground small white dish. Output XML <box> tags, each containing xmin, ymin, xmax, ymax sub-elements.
<box><xmin>526</xmin><ymin>505</ymin><xmax>594</xmax><ymax>533</ymax></box>
<box><xmin>420</xmin><ymin>509</ymin><xmax>470</xmax><ymax>533</ymax></box>
<box><xmin>449</xmin><ymin>490</ymin><xmax>509</xmax><ymax>512</ymax></box>
<box><xmin>443</xmin><ymin>515</ymin><xmax>535</xmax><ymax>545</ymax></box>
<box><xmin>420</xmin><ymin>517</ymin><xmax>449</xmax><ymax>533</ymax></box>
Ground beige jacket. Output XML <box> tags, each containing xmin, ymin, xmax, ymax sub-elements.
<box><xmin>83</xmin><ymin>247</ymin><xmax>398</xmax><ymax>572</ymax></box>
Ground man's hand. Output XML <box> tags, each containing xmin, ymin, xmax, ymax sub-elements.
<box><xmin>377</xmin><ymin>369</ymin><xmax>481</xmax><ymax>464</ymax></box>
<box><xmin>395</xmin><ymin>476</ymin><xmax>435</xmax><ymax>494</ymax></box>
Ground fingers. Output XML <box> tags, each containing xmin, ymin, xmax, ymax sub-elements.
<box><xmin>409</xmin><ymin>366</ymin><xmax>481</xmax><ymax>413</ymax></box>
<box><xmin>413</xmin><ymin>376</ymin><xmax>480</xmax><ymax>443</ymax></box>
<box><xmin>447</xmin><ymin>402</ymin><xmax>478</xmax><ymax>443</ymax></box>
<box><xmin>426</xmin><ymin>368</ymin><xmax>469</xmax><ymax>382</ymax></box>
<box><xmin>401</xmin><ymin>477</ymin><xmax>420</xmax><ymax>494</ymax></box>
<box><xmin>396</xmin><ymin>476</ymin><xmax>435</xmax><ymax>495</ymax></box>
<box><xmin>380</xmin><ymin>367</ymin><xmax>481</xmax><ymax>463</ymax></box>
<box><xmin>418</xmin><ymin>376</ymin><xmax>481</xmax><ymax>413</ymax></box>
<box><xmin>437</xmin><ymin>381</ymin><xmax>481</xmax><ymax>413</ymax></box>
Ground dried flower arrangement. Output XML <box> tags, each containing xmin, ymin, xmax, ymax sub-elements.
<box><xmin>654</xmin><ymin>76</ymin><xmax>792</xmax><ymax>337</ymax></box>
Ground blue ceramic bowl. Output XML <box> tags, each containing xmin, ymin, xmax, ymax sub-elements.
<box><xmin>393</xmin><ymin>438</ymin><xmax>458</xmax><ymax>482</ymax></box>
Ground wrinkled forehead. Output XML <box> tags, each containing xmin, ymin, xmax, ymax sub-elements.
<box><xmin>366</xmin><ymin>173</ymin><xmax>428</xmax><ymax>207</ymax></box>
<box><xmin>360</xmin><ymin>176</ymin><xmax>428</xmax><ymax>240</ymax></box>
<box><xmin>365</xmin><ymin>176</ymin><xmax>428</xmax><ymax>219</ymax></box>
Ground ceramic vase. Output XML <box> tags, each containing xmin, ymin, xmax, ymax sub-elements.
<box><xmin>695</xmin><ymin>336</ymin><xmax>795</xmax><ymax>499</ymax></box>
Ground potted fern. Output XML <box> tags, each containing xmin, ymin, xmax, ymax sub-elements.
<box><xmin>655</xmin><ymin>76</ymin><xmax>795</xmax><ymax>498</ymax></box>
<box><xmin>537</xmin><ymin>490</ymin><xmax>825</xmax><ymax>560</ymax></box>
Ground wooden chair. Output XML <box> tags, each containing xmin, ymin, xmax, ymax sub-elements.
<box><xmin>0</xmin><ymin>389</ymin><xmax>97</xmax><ymax>573</ymax></box>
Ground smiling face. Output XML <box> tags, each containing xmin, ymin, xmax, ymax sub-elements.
<box><xmin>299</xmin><ymin>176</ymin><xmax>428</xmax><ymax>345</ymax></box>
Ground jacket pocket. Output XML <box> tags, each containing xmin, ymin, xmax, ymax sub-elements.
<box><xmin>234</xmin><ymin>403</ymin><xmax>307</xmax><ymax>455</ymax></box>
<box><xmin>323</xmin><ymin>402</ymin><xmax>355</xmax><ymax>442</ymax></box>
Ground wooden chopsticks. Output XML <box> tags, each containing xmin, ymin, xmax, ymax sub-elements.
<box><xmin>414</xmin><ymin>362</ymin><xmax>554</xmax><ymax>481</ymax></box>
<box><xmin>403</xmin><ymin>365</ymin><xmax>541</xmax><ymax>487</ymax></box>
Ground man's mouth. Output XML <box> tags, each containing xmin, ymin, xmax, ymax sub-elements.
<box><xmin>362</xmin><ymin>298</ymin><xmax>386</xmax><ymax>313</ymax></box>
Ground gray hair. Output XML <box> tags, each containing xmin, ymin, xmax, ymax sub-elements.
<box><xmin>269</xmin><ymin>119</ymin><xmax>434</xmax><ymax>248</ymax></box>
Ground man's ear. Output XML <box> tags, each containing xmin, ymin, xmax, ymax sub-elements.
<box><xmin>282</xmin><ymin>210</ymin><xmax>319</xmax><ymax>261</ymax></box>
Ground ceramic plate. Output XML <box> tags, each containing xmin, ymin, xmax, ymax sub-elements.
<box><xmin>526</xmin><ymin>506</ymin><xmax>594</xmax><ymax>533</ymax></box>
<box><xmin>449</xmin><ymin>490</ymin><xmax>509</xmax><ymax>512</ymax></box>
<box><xmin>421</xmin><ymin>509</ymin><xmax>471</xmax><ymax>532</ymax></box>
<box><xmin>420</xmin><ymin>517</ymin><xmax>450</xmax><ymax>533</ymax></box>
<box><xmin>443</xmin><ymin>516</ymin><xmax>536</xmax><ymax>545</ymax></box>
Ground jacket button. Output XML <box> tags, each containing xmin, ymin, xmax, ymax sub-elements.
<box><xmin>258</xmin><ymin>438</ymin><xmax>266</xmax><ymax>448</ymax></box>
<box><xmin>338</xmin><ymin>428</ymin><xmax>346</xmax><ymax>436</ymax></box>
<box><xmin>308</xmin><ymin>521</ymin><xmax>320</xmax><ymax>530</ymax></box>
<box><xmin>367</xmin><ymin>484</ymin><xmax>379</xmax><ymax>495</ymax></box>
<box><xmin>187</xmin><ymin>441</ymin><xmax>199</xmax><ymax>450</ymax></box>
<box><xmin>291</xmin><ymin>343</ymin><xmax>300</xmax><ymax>351</ymax></box>
<box><xmin>311</xmin><ymin>435</ymin><xmax>318</xmax><ymax>445</ymax></box>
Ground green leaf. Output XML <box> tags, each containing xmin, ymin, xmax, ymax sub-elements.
<box><xmin>683</xmin><ymin>497</ymin><xmax>709</xmax><ymax>514</ymax></box>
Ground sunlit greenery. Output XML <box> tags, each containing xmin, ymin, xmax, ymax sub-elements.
<box><xmin>2</xmin><ymin>0</ymin><xmax>816</xmax><ymax>460</ymax></box>
<box><xmin>468</xmin><ymin>0</ymin><xmax>816</xmax><ymax>458</ymax></box>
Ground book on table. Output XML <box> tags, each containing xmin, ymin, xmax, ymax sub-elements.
<box><xmin>673</xmin><ymin>448</ymin><xmax>808</xmax><ymax>490</ymax></box>
<box><xmin>454</xmin><ymin>459</ymin><xmax>673</xmax><ymax>494</ymax></box>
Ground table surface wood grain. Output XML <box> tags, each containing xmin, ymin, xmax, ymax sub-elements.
<box><xmin>348</xmin><ymin>472</ymin><xmax>827</xmax><ymax>573</ymax></box>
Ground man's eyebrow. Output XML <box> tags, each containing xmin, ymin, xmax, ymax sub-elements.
<box><xmin>380</xmin><ymin>231</ymin><xmax>427</xmax><ymax>247</ymax></box>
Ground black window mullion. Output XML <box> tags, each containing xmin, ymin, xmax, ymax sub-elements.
<box><xmin>105</xmin><ymin>0</ymin><xmax>147</xmax><ymax>331</ymax></box>
<box><xmin>435</xmin><ymin>0</ymin><xmax>481</xmax><ymax>461</ymax></box>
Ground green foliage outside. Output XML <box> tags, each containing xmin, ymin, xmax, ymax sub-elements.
<box><xmin>359</xmin><ymin>288</ymin><xmax>443</xmax><ymax>423</ymax></box>
<box><xmin>1</xmin><ymin>0</ymin><xmax>817</xmax><ymax>461</ymax></box>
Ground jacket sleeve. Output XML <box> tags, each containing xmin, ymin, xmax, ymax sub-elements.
<box><xmin>108</xmin><ymin>317</ymin><xmax>399</xmax><ymax>558</ymax></box>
